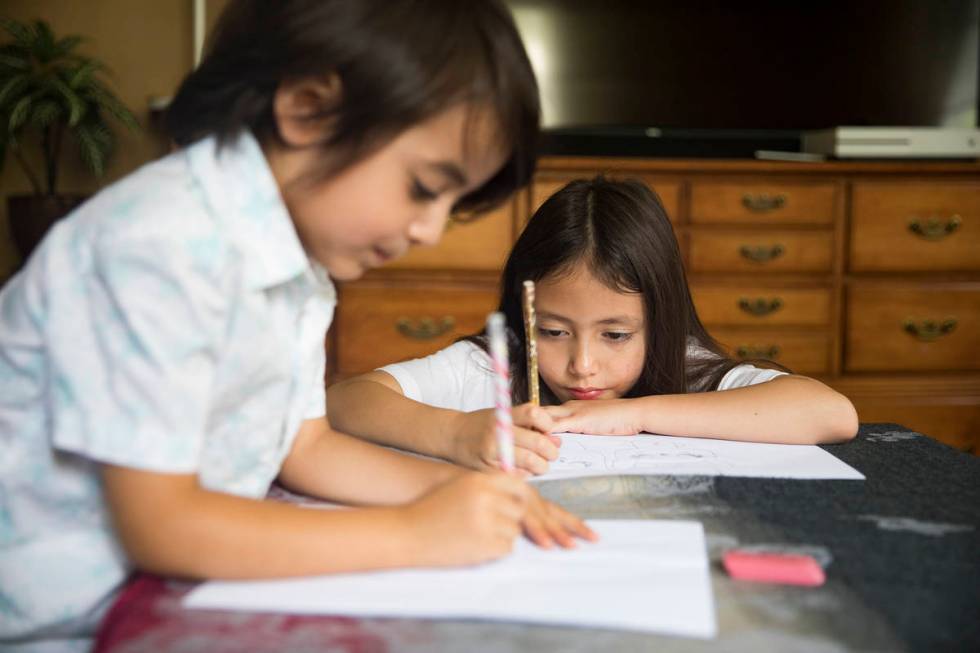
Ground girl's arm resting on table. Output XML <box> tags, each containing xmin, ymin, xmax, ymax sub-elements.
<box><xmin>327</xmin><ymin>371</ymin><xmax>468</xmax><ymax>461</ymax></box>
<box><xmin>549</xmin><ymin>375</ymin><xmax>859</xmax><ymax>445</ymax></box>
<box><xmin>327</xmin><ymin>371</ymin><xmax>560</xmax><ymax>474</ymax></box>
<box><xmin>277</xmin><ymin>415</ymin><xmax>460</xmax><ymax>505</ymax></box>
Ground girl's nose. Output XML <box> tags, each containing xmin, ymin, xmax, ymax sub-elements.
<box><xmin>568</xmin><ymin>341</ymin><xmax>595</xmax><ymax>377</ymax></box>
<box><xmin>407</xmin><ymin>204</ymin><xmax>450</xmax><ymax>247</ymax></box>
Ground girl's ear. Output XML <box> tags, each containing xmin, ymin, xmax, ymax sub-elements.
<box><xmin>273</xmin><ymin>73</ymin><xmax>342</xmax><ymax>147</ymax></box>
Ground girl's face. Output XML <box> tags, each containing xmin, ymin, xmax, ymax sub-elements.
<box><xmin>269</xmin><ymin>101</ymin><xmax>507</xmax><ymax>281</ymax></box>
<box><xmin>534</xmin><ymin>262</ymin><xmax>647</xmax><ymax>403</ymax></box>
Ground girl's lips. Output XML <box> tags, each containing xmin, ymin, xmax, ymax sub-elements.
<box><xmin>568</xmin><ymin>387</ymin><xmax>604</xmax><ymax>400</ymax></box>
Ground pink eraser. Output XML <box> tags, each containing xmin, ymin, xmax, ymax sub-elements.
<box><xmin>722</xmin><ymin>550</ymin><xmax>826</xmax><ymax>586</ymax></box>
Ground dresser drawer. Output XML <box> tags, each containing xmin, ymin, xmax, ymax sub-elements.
<box><xmin>383</xmin><ymin>202</ymin><xmax>513</xmax><ymax>271</ymax></box>
<box><xmin>334</xmin><ymin>283</ymin><xmax>498</xmax><ymax>375</ymax></box>
<box><xmin>691</xmin><ymin>286</ymin><xmax>832</xmax><ymax>327</ymax></box>
<box><xmin>849</xmin><ymin>181</ymin><xmax>980</xmax><ymax>272</ymax></box>
<box><xmin>709</xmin><ymin>329</ymin><xmax>831</xmax><ymax>375</ymax></box>
<box><xmin>845</xmin><ymin>284</ymin><xmax>980</xmax><ymax>372</ymax></box>
<box><xmin>530</xmin><ymin>175</ymin><xmax>681</xmax><ymax>222</ymax></box>
<box><xmin>690</xmin><ymin>181</ymin><xmax>836</xmax><ymax>225</ymax></box>
<box><xmin>688</xmin><ymin>230</ymin><xmax>833</xmax><ymax>273</ymax></box>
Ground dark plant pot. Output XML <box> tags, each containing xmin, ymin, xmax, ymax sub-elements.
<box><xmin>7</xmin><ymin>194</ymin><xmax>87</xmax><ymax>263</ymax></box>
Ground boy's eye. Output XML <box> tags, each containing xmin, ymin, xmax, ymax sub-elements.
<box><xmin>411</xmin><ymin>179</ymin><xmax>438</xmax><ymax>202</ymax></box>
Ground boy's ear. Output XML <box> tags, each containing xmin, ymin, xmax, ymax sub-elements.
<box><xmin>273</xmin><ymin>73</ymin><xmax>342</xmax><ymax>147</ymax></box>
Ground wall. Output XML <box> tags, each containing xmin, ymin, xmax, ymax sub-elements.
<box><xmin>0</xmin><ymin>0</ymin><xmax>215</xmax><ymax>280</ymax></box>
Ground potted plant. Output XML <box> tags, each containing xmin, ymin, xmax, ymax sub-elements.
<box><xmin>0</xmin><ymin>17</ymin><xmax>139</xmax><ymax>262</ymax></box>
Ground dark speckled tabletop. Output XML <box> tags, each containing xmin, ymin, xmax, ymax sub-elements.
<box><xmin>94</xmin><ymin>424</ymin><xmax>980</xmax><ymax>653</ymax></box>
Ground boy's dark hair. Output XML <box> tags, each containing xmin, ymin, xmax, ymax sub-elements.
<box><xmin>166</xmin><ymin>0</ymin><xmax>539</xmax><ymax>214</ymax></box>
<box><xmin>471</xmin><ymin>176</ymin><xmax>785</xmax><ymax>404</ymax></box>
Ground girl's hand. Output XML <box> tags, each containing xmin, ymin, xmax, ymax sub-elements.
<box><xmin>522</xmin><ymin>487</ymin><xmax>599</xmax><ymax>549</ymax></box>
<box><xmin>544</xmin><ymin>399</ymin><xmax>645</xmax><ymax>436</ymax></box>
<box><xmin>449</xmin><ymin>404</ymin><xmax>562</xmax><ymax>475</ymax></box>
<box><xmin>402</xmin><ymin>471</ymin><xmax>528</xmax><ymax>567</ymax></box>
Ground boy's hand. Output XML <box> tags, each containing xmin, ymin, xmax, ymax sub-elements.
<box><xmin>522</xmin><ymin>486</ymin><xmax>599</xmax><ymax>549</ymax></box>
<box><xmin>450</xmin><ymin>404</ymin><xmax>561</xmax><ymax>475</ymax></box>
<box><xmin>402</xmin><ymin>471</ymin><xmax>528</xmax><ymax>567</ymax></box>
<box><xmin>545</xmin><ymin>399</ymin><xmax>645</xmax><ymax>436</ymax></box>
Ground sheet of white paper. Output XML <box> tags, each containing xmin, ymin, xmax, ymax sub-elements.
<box><xmin>184</xmin><ymin>520</ymin><xmax>717</xmax><ymax>639</ymax></box>
<box><xmin>534</xmin><ymin>433</ymin><xmax>864</xmax><ymax>481</ymax></box>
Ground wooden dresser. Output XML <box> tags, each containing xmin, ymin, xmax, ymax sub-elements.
<box><xmin>328</xmin><ymin>158</ymin><xmax>980</xmax><ymax>453</ymax></box>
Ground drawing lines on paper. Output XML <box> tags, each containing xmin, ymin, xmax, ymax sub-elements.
<box><xmin>555</xmin><ymin>437</ymin><xmax>725</xmax><ymax>475</ymax></box>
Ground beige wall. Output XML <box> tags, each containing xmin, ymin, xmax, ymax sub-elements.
<box><xmin>0</xmin><ymin>0</ymin><xmax>209</xmax><ymax>280</ymax></box>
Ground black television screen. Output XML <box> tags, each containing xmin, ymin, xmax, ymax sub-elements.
<box><xmin>505</xmin><ymin>0</ymin><xmax>979</xmax><ymax>154</ymax></box>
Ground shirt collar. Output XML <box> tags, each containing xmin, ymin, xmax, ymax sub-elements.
<box><xmin>185</xmin><ymin>131</ymin><xmax>324</xmax><ymax>292</ymax></box>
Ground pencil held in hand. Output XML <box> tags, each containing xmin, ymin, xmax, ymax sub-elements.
<box><xmin>486</xmin><ymin>312</ymin><xmax>516</xmax><ymax>472</ymax></box>
<box><xmin>522</xmin><ymin>280</ymin><xmax>540</xmax><ymax>406</ymax></box>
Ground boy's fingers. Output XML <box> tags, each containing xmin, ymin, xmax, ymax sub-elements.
<box><xmin>563</xmin><ymin>512</ymin><xmax>599</xmax><ymax>542</ymax></box>
<box><xmin>522</xmin><ymin>518</ymin><xmax>555</xmax><ymax>549</ymax></box>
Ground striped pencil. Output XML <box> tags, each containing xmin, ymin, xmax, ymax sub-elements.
<box><xmin>486</xmin><ymin>312</ymin><xmax>515</xmax><ymax>472</ymax></box>
<box><xmin>522</xmin><ymin>280</ymin><xmax>540</xmax><ymax>406</ymax></box>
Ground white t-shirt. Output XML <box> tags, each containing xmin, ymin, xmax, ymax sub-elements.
<box><xmin>380</xmin><ymin>340</ymin><xmax>786</xmax><ymax>412</ymax></box>
<box><xmin>0</xmin><ymin>132</ymin><xmax>334</xmax><ymax>648</ymax></box>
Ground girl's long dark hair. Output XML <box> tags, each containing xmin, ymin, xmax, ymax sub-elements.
<box><xmin>470</xmin><ymin>176</ymin><xmax>781</xmax><ymax>404</ymax></box>
<box><xmin>166</xmin><ymin>0</ymin><xmax>539</xmax><ymax>214</ymax></box>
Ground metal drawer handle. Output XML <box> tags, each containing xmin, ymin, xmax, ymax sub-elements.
<box><xmin>739</xmin><ymin>244</ymin><xmax>785</xmax><ymax>263</ymax></box>
<box><xmin>742</xmin><ymin>193</ymin><xmax>786</xmax><ymax>212</ymax></box>
<box><xmin>738</xmin><ymin>297</ymin><xmax>783</xmax><ymax>317</ymax></box>
<box><xmin>395</xmin><ymin>316</ymin><xmax>456</xmax><ymax>340</ymax></box>
<box><xmin>907</xmin><ymin>215</ymin><xmax>961</xmax><ymax>241</ymax></box>
<box><xmin>736</xmin><ymin>345</ymin><xmax>781</xmax><ymax>359</ymax></box>
<box><xmin>902</xmin><ymin>317</ymin><xmax>957</xmax><ymax>342</ymax></box>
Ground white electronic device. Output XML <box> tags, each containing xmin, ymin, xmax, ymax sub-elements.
<box><xmin>802</xmin><ymin>127</ymin><xmax>980</xmax><ymax>159</ymax></box>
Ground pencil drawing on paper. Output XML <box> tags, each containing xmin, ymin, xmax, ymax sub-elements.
<box><xmin>555</xmin><ymin>437</ymin><xmax>722</xmax><ymax>474</ymax></box>
<box><xmin>539</xmin><ymin>433</ymin><xmax>865</xmax><ymax>481</ymax></box>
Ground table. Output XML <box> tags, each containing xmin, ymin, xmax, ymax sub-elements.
<box><xmin>94</xmin><ymin>424</ymin><xmax>980</xmax><ymax>652</ymax></box>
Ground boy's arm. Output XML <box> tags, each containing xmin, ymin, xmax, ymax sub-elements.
<box><xmin>548</xmin><ymin>375</ymin><xmax>859</xmax><ymax>445</ymax></box>
<box><xmin>102</xmin><ymin>459</ymin><xmax>527</xmax><ymax>581</ymax></box>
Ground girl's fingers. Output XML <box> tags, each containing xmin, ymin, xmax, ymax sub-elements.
<box><xmin>514</xmin><ymin>427</ymin><xmax>560</xmax><ymax>461</ymax></box>
<box><xmin>514</xmin><ymin>446</ymin><xmax>549</xmax><ymax>475</ymax></box>
<box><xmin>541</xmin><ymin>405</ymin><xmax>572</xmax><ymax>419</ymax></box>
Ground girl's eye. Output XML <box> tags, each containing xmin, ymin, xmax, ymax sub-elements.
<box><xmin>603</xmin><ymin>331</ymin><xmax>633</xmax><ymax>342</ymax></box>
<box><xmin>538</xmin><ymin>327</ymin><xmax>566</xmax><ymax>338</ymax></box>
<box><xmin>411</xmin><ymin>179</ymin><xmax>438</xmax><ymax>202</ymax></box>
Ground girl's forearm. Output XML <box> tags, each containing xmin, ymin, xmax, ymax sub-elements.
<box><xmin>102</xmin><ymin>465</ymin><xmax>425</xmax><ymax>580</ymax></box>
<box><xmin>635</xmin><ymin>376</ymin><xmax>858</xmax><ymax>444</ymax></box>
<box><xmin>277</xmin><ymin>418</ymin><xmax>461</xmax><ymax>505</ymax></box>
<box><xmin>326</xmin><ymin>375</ymin><xmax>463</xmax><ymax>460</ymax></box>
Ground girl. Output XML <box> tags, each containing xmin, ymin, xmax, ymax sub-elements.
<box><xmin>0</xmin><ymin>2</ymin><xmax>594</xmax><ymax>649</ymax></box>
<box><xmin>328</xmin><ymin>176</ymin><xmax>859</xmax><ymax>476</ymax></box>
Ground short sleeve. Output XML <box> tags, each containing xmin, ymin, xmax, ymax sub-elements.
<box><xmin>379</xmin><ymin>341</ymin><xmax>491</xmax><ymax>412</ymax></box>
<box><xmin>717</xmin><ymin>364</ymin><xmax>787</xmax><ymax>390</ymax></box>
<box><xmin>304</xmin><ymin>347</ymin><xmax>328</xmax><ymax>419</ymax></box>
<box><xmin>45</xmin><ymin>230</ymin><xmax>228</xmax><ymax>473</ymax></box>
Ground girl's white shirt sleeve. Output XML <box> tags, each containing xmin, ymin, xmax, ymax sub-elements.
<box><xmin>380</xmin><ymin>341</ymin><xmax>496</xmax><ymax>412</ymax></box>
<box><xmin>716</xmin><ymin>363</ymin><xmax>786</xmax><ymax>390</ymax></box>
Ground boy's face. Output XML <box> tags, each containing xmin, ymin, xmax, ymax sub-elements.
<box><xmin>534</xmin><ymin>262</ymin><xmax>647</xmax><ymax>404</ymax></box>
<box><xmin>268</xmin><ymin>100</ymin><xmax>507</xmax><ymax>281</ymax></box>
